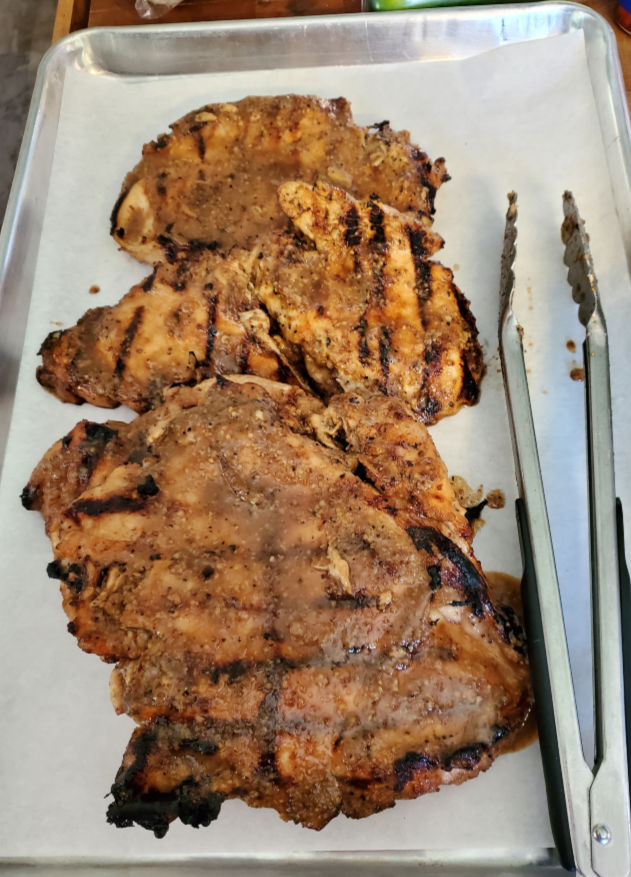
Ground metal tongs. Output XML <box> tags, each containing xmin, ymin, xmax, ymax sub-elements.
<box><xmin>498</xmin><ymin>192</ymin><xmax>631</xmax><ymax>877</ymax></box>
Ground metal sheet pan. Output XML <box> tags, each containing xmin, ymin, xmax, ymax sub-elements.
<box><xmin>1</xmin><ymin>4</ymin><xmax>630</xmax><ymax>873</ymax></box>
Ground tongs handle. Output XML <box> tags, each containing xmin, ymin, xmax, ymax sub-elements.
<box><xmin>516</xmin><ymin>496</ymin><xmax>575</xmax><ymax>871</ymax></box>
<box><xmin>617</xmin><ymin>500</ymin><xmax>631</xmax><ymax>797</ymax></box>
<box><xmin>500</xmin><ymin>303</ymin><xmax>594</xmax><ymax>875</ymax></box>
<box><xmin>583</xmin><ymin>314</ymin><xmax>631</xmax><ymax>876</ymax></box>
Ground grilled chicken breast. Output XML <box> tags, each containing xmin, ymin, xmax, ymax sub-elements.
<box><xmin>23</xmin><ymin>376</ymin><xmax>531</xmax><ymax>836</ymax></box>
<box><xmin>111</xmin><ymin>94</ymin><xmax>449</xmax><ymax>264</ymax></box>
<box><xmin>257</xmin><ymin>181</ymin><xmax>481</xmax><ymax>419</ymax></box>
<box><xmin>36</xmin><ymin>251</ymin><xmax>304</xmax><ymax>412</ymax></box>
<box><xmin>37</xmin><ymin>182</ymin><xmax>479</xmax><ymax>423</ymax></box>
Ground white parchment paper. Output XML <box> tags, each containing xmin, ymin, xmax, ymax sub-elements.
<box><xmin>1</xmin><ymin>26</ymin><xmax>630</xmax><ymax>861</ymax></box>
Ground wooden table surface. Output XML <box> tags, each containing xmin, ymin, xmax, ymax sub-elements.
<box><xmin>53</xmin><ymin>0</ymin><xmax>631</xmax><ymax>105</ymax></box>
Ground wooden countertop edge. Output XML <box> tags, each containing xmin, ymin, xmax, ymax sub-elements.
<box><xmin>53</xmin><ymin>0</ymin><xmax>90</xmax><ymax>42</ymax></box>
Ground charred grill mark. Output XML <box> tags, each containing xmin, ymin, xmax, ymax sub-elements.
<box><xmin>394</xmin><ymin>742</ymin><xmax>489</xmax><ymax>792</ymax></box>
<box><xmin>37</xmin><ymin>328</ymin><xmax>63</xmax><ymax>357</ymax></box>
<box><xmin>137</xmin><ymin>475</ymin><xmax>159</xmax><ymax>497</ymax></box>
<box><xmin>394</xmin><ymin>751</ymin><xmax>438</xmax><ymax>792</ymax></box>
<box><xmin>355</xmin><ymin>315</ymin><xmax>370</xmax><ymax>366</ymax></box>
<box><xmin>451</xmin><ymin>278</ymin><xmax>477</xmax><ymax>327</ymax></box>
<box><xmin>449</xmin><ymin>281</ymin><xmax>481</xmax><ymax>402</ymax></box>
<box><xmin>111</xmin><ymin>726</ymin><xmax>157</xmax><ymax>792</ymax></box>
<box><xmin>421</xmin><ymin>398</ymin><xmax>441</xmax><ymax>422</ymax></box>
<box><xmin>20</xmin><ymin>483</ymin><xmax>40</xmax><ymax>510</ymax></box>
<box><xmin>110</xmin><ymin>187</ymin><xmax>130</xmax><ymax>235</ymax></box>
<box><xmin>406</xmin><ymin>526</ymin><xmax>491</xmax><ymax>619</ymax></box>
<box><xmin>142</xmin><ymin>269</ymin><xmax>157</xmax><ymax>292</ymax></box>
<box><xmin>347</xmin><ymin>776</ymin><xmax>376</xmax><ymax>790</ymax></box>
<box><xmin>427</xmin><ymin>565</ymin><xmax>441</xmax><ymax>591</ymax></box>
<box><xmin>258</xmin><ymin>750</ymin><xmax>277</xmax><ymax>776</ymax></box>
<box><xmin>494</xmin><ymin>604</ymin><xmax>527</xmax><ymax>655</ymax></box>
<box><xmin>46</xmin><ymin>559</ymin><xmax>85</xmax><ymax>592</ymax></box>
<box><xmin>407</xmin><ymin>227</ymin><xmax>431</xmax><ymax>301</ymax></box>
<box><xmin>84</xmin><ymin>422</ymin><xmax>118</xmax><ymax>443</ymax></box>
<box><xmin>256</xmin><ymin>553</ymin><xmax>289</xmax><ymax>779</ymax></box>
<box><xmin>114</xmin><ymin>306</ymin><xmax>144</xmax><ymax>381</ymax></box>
<box><xmin>445</xmin><ymin>743</ymin><xmax>487</xmax><ymax>772</ymax></box>
<box><xmin>367</xmin><ymin>207</ymin><xmax>387</xmax><ymax>307</ymax></box>
<box><xmin>156</xmin><ymin>235</ymin><xmax>179</xmax><ymax>264</ymax></box>
<box><xmin>460</xmin><ymin>352</ymin><xmax>481</xmax><ymax>404</ymax></box>
<box><xmin>492</xmin><ymin>725</ymin><xmax>510</xmax><ymax>744</ymax></box>
<box><xmin>67</xmin><ymin>494</ymin><xmax>146</xmax><ymax>520</ymax></box>
<box><xmin>407</xmin><ymin>227</ymin><xmax>428</xmax><ymax>264</ymax></box>
<box><xmin>209</xmin><ymin>660</ymin><xmax>248</xmax><ymax>684</ymax></box>
<box><xmin>378</xmin><ymin>326</ymin><xmax>391</xmax><ymax>391</ymax></box>
<box><xmin>368</xmin><ymin>199</ymin><xmax>386</xmax><ymax>247</ymax></box>
<box><xmin>424</xmin><ymin>341</ymin><xmax>440</xmax><ymax>365</ymax></box>
<box><xmin>75</xmin><ymin>422</ymin><xmax>119</xmax><ymax>484</ymax></box>
<box><xmin>412</xmin><ymin>259</ymin><xmax>432</xmax><ymax>345</ymax></box>
<box><xmin>342</xmin><ymin>205</ymin><xmax>361</xmax><ymax>247</ymax></box>
<box><xmin>195</xmin><ymin>132</ymin><xmax>206</xmax><ymax>160</ymax></box>
<box><xmin>107</xmin><ymin>723</ymin><xmax>223</xmax><ymax>837</ymax></box>
<box><xmin>79</xmin><ymin>450</ymin><xmax>100</xmax><ymax>484</ymax></box>
<box><xmin>257</xmin><ymin>657</ymin><xmax>290</xmax><ymax>782</ymax></box>
<box><xmin>189</xmin><ymin>239</ymin><xmax>219</xmax><ymax>253</ymax></box>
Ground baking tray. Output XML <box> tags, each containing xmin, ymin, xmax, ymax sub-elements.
<box><xmin>1</xmin><ymin>4</ymin><xmax>630</xmax><ymax>874</ymax></box>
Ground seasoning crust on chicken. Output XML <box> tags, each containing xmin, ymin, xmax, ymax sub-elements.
<box><xmin>111</xmin><ymin>94</ymin><xmax>450</xmax><ymax>265</ymax></box>
<box><xmin>23</xmin><ymin>377</ymin><xmax>531</xmax><ymax>836</ymax></box>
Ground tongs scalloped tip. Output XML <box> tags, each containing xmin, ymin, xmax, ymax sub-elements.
<box><xmin>499</xmin><ymin>191</ymin><xmax>518</xmax><ymax>319</ymax></box>
<box><xmin>561</xmin><ymin>190</ymin><xmax>600</xmax><ymax>327</ymax></box>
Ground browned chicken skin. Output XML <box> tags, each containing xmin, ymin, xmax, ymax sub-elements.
<box><xmin>23</xmin><ymin>377</ymin><xmax>531</xmax><ymax>836</ymax></box>
<box><xmin>111</xmin><ymin>94</ymin><xmax>449</xmax><ymax>264</ymax></box>
<box><xmin>37</xmin><ymin>183</ymin><xmax>480</xmax><ymax>423</ymax></box>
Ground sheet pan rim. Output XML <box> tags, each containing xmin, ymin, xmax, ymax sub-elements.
<box><xmin>0</xmin><ymin>5</ymin><xmax>627</xmax><ymax>872</ymax></box>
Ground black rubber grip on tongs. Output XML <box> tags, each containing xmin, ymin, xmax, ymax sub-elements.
<box><xmin>515</xmin><ymin>497</ymin><xmax>576</xmax><ymax>872</ymax></box>
<box><xmin>616</xmin><ymin>498</ymin><xmax>631</xmax><ymax>797</ymax></box>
